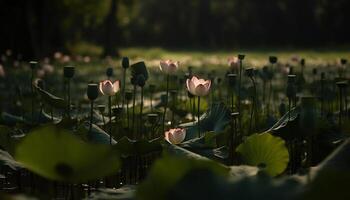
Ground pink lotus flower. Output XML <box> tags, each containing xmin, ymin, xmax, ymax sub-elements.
<box><xmin>164</xmin><ymin>128</ymin><xmax>186</xmax><ymax>144</ymax></box>
<box><xmin>99</xmin><ymin>80</ymin><xmax>120</xmax><ymax>96</ymax></box>
<box><xmin>159</xmin><ymin>60</ymin><xmax>179</xmax><ymax>74</ymax></box>
<box><xmin>228</xmin><ymin>57</ymin><xmax>239</xmax><ymax>71</ymax></box>
<box><xmin>186</xmin><ymin>76</ymin><xmax>211</xmax><ymax>96</ymax></box>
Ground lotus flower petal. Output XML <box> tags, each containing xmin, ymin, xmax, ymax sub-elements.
<box><xmin>165</xmin><ymin>128</ymin><xmax>186</xmax><ymax>144</ymax></box>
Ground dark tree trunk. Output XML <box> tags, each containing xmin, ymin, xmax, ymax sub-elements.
<box><xmin>102</xmin><ymin>0</ymin><xmax>119</xmax><ymax>57</ymax></box>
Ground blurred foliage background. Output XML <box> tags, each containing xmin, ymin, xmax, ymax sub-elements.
<box><xmin>0</xmin><ymin>0</ymin><xmax>349</xmax><ymax>59</ymax></box>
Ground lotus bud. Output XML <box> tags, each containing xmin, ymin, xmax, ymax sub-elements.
<box><xmin>312</xmin><ymin>68</ymin><xmax>318</xmax><ymax>76</ymax></box>
<box><xmin>164</xmin><ymin>128</ymin><xmax>186</xmax><ymax>144</ymax></box>
<box><xmin>159</xmin><ymin>60</ymin><xmax>179</xmax><ymax>75</ymax></box>
<box><xmin>63</xmin><ymin>66</ymin><xmax>75</xmax><ymax>78</ymax></box>
<box><xmin>87</xmin><ymin>84</ymin><xmax>99</xmax><ymax>101</ymax></box>
<box><xmin>245</xmin><ymin>68</ymin><xmax>255</xmax><ymax>78</ymax></box>
<box><xmin>340</xmin><ymin>58</ymin><xmax>347</xmax><ymax>65</ymax></box>
<box><xmin>321</xmin><ymin>72</ymin><xmax>326</xmax><ymax>80</ymax></box>
<box><xmin>238</xmin><ymin>54</ymin><xmax>245</xmax><ymax>60</ymax></box>
<box><xmin>300</xmin><ymin>58</ymin><xmax>305</xmax><ymax>66</ymax></box>
<box><xmin>186</xmin><ymin>76</ymin><xmax>212</xmax><ymax>97</ymax></box>
<box><xmin>99</xmin><ymin>80</ymin><xmax>120</xmax><ymax>96</ymax></box>
<box><xmin>106</xmin><ymin>67</ymin><xmax>113</xmax><ymax>77</ymax></box>
<box><xmin>122</xmin><ymin>57</ymin><xmax>129</xmax><ymax>69</ymax></box>
<box><xmin>269</xmin><ymin>56</ymin><xmax>277</xmax><ymax>64</ymax></box>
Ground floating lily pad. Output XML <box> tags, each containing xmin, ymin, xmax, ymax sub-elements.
<box><xmin>236</xmin><ymin>133</ymin><xmax>289</xmax><ymax>176</ymax></box>
<box><xmin>15</xmin><ymin>126</ymin><xmax>121</xmax><ymax>183</ymax></box>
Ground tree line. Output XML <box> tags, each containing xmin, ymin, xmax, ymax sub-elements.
<box><xmin>1</xmin><ymin>0</ymin><xmax>349</xmax><ymax>59</ymax></box>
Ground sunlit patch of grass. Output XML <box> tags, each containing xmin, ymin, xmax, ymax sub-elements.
<box><xmin>120</xmin><ymin>47</ymin><xmax>349</xmax><ymax>68</ymax></box>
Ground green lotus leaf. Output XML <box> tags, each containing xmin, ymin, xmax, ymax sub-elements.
<box><xmin>236</xmin><ymin>133</ymin><xmax>289</xmax><ymax>177</ymax></box>
<box><xmin>179</xmin><ymin>102</ymin><xmax>231</xmax><ymax>140</ymax></box>
<box><xmin>0</xmin><ymin>112</ymin><xmax>25</xmax><ymax>126</ymax></box>
<box><xmin>0</xmin><ymin>149</ymin><xmax>22</xmax><ymax>170</ymax></box>
<box><xmin>88</xmin><ymin>185</ymin><xmax>136</xmax><ymax>200</ymax></box>
<box><xmin>76</xmin><ymin>122</ymin><xmax>117</xmax><ymax>145</ymax></box>
<box><xmin>36</xmin><ymin>87</ymin><xmax>67</xmax><ymax>109</ymax></box>
<box><xmin>15</xmin><ymin>125</ymin><xmax>121</xmax><ymax>183</ymax></box>
<box><xmin>130</xmin><ymin>61</ymin><xmax>149</xmax><ymax>85</ymax></box>
<box><xmin>136</xmin><ymin>156</ymin><xmax>229</xmax><ymax>200</ymax></box>
<box><xmin>114</xmin><ymin>136</ymin><xmax>162</xmax><ymax>157</ymax></box>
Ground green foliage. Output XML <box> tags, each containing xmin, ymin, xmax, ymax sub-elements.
<box><xmin>114</xmin><ymin>136</ymin><xmax>162</xmax><ymax>157</ymax></box>
<box><xmin>15</xmin><ymin>126</ymin><xmax>121</xmax><ymax>183</ymax></box>
<box><xmin>179</xmin><ymin>102</ymin><xmax>231</xmax><ymax>140</ymax></box>
<box><xmin>36</xmin><ymin>87</ymin><xmax>67</xmax><ymax>110</ymax></box>
<box><xmin>136</xmin><ymin>156</ymin><xmax>229</xmax><ymax>200</ymax></box>
<box><xmin>236</xmin><ymin>133</ymin><xmax>289</xmax><ymax>177</ymax></box>
<box><xmin>130</xmin><ymin>62</ymin><xmax>149</xmax><ymax>85</ymax></box>
<box><xmin>0</xmin><ymin>149</ymin><xmax>22</xmax><ymax>170</ymax></box>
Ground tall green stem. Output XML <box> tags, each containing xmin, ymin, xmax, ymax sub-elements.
<box><xmin>197</xmin><ymin>96</ymin><xmax>201</xmax><ymax>137</ymax></box>
<box><xmin>162</xmin><ymin>74</ymin><xmax>170</xmax><ymax>133</ymax></box>
<box><xmin>90</xmin><ymin>101</ymin><xmax>94</xmax><ymax>132</ymax></box>
<box><xmin>31</xmin><ymin>68</ymin><xmax>34</xmax><ymax>125</ymax></box>
<box><xmin>67</xmin><ymin>79</ymin><xmax>71</xmax><ymax>118</ymax></box>
<box><xmin>139</xmin><ymin>87</ymin><xmax>144</xmax><ymax>138</ymax></box>
<box><xmin>132</xmin><ymin>85</ymin><xmax>136</xmax><ymax>139</ymax></box>
<box><xmin>109</xmin><ymin>96</ymin><xmax>112</xmax><ymax>145</ymax></box>
<box><xmin>238</xmin><ymin>59</ymin><xmax>243</xmax><ymax>132</ymax></box>
<box><xmin>122</xmin><ymin>68</ymin><xmax>126</xmax><ymax>109</ymax></box>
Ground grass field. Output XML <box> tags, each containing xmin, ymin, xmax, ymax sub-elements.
<box><xmin>119</xmin><ymin>47</ymin><xmax>349</xmax><ymax>67</ymax></box>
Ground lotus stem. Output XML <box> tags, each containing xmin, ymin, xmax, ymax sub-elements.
<box><xmin>288</xmin><ymin>97</ymin><xmax>291</xmax><ymax>121</ymax></box>
<box><xmin>238</xmin><ymin>59</ymin><xmax>243</xmax><ymax>133</ymax></box>
<box><xmin>67</xmin><ymin>79</ymin><xmax>71</xmax><ymax>118</ymax></box>
<box><xmin>339</xmin><ymin>87</ymin><xmax>343</xmax><ymax>128</ymax></box>
<box><xmin>31</xmin><ymin>68</ymin><xmax>34</xmax><ymax>125</ymax></box>
<box><xmin>109</xmin><ymin>96</ymin><xmax>112</xmax><ymax>145</ymax></box>
<box><xmin>150</xmin><ymin>90</ymin><xmax>153</xmax><ymax>112</ymax></box>
<box><xmin>197</xmin><ymin>96</ymin><xmax>201</xmax><ymax>137</ymax></box>
<box><xmin>127</xmin><ymin>101</ymin><xmax>130</xmax><ymax>130</ymax></box>
<box><xmin>90</xmin><ymin>101</ymin><xmax>93</xmax><ymax>132</ymax></box>
<box><xmin>139</xmin><ymin>86</ymin><xmax>144</xmax><ymax>138</ymax></box>
<box><xmin>162</xmin><ymin>74</ymin><xmax>170</xmax><ymax>133</ymax></box>
<box><xmin>132</xmin><ymin>85</ymin><xmax>136</xmax><ymax>139</ymax></box>
<box><xmin>122</xmin><ymin>68</ymin><xmax>126</xmax><ymax>110</ymax></box>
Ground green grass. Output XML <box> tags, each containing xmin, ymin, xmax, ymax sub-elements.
<box><xmin>120</xmin><ymin>47</ymin><xmax>349</xmax><ymax>67</ymax></box>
